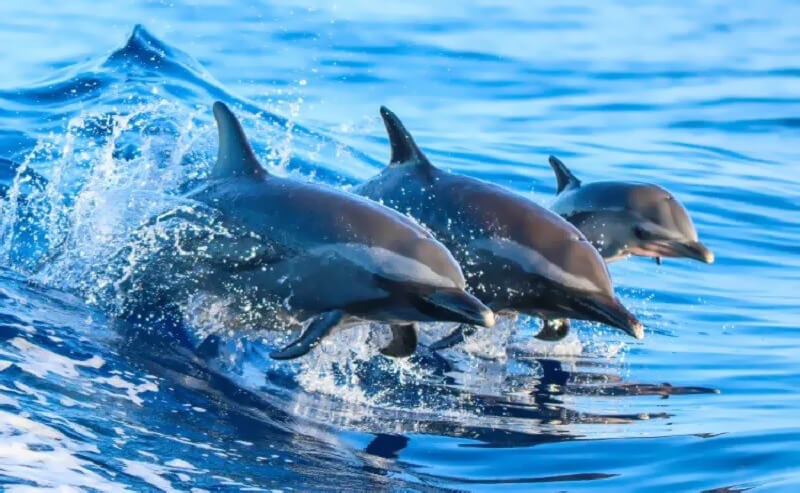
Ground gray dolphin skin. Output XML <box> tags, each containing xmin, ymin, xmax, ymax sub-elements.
<box><xmin>122</xmin><ymin>101</ymin><xmax>494</xmax><ymax>360</ymax></box>
<box><xmin>356</xmin><ymin>107</ymin><xmax>644</xmax><ymax>348</ymax></box>
<box><xmin>548</xmin><ymin>155</ymin><xmax>714</xmax><ymax>265</ymax></box>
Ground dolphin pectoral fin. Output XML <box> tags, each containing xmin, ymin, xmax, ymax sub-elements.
<box><xmin>655</xmin><ymin>256</ymin><xmax>662</xmax><ymax>265</ymax></box>
<box><xmin>379</xmin><ymin>324</ymin><xmax>418</xmax><ymax>358</ymax></box>
<box><xmin>270</xmin><ymin>310</ymin><xmax>345</xmax><ymax>360</ymax></box>
<box><xmin>535</xmin><ymin>319</ymin><xmax>570</xmax><ymax>341</ymax></box>
<box><xmin>429</xmin><ymin>324</ymin><xmax>477</xmax><ymax>351</ymax></box>
<box><xmin>548</xmin><ymin>155</ymin><xmax>581</xmax><ymax>194</ymax></box>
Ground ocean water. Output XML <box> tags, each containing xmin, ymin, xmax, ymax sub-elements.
<box><xmin>1</xmin><ymin>1</ymin><xmax>799</xmax><ymax>491</ymax></box>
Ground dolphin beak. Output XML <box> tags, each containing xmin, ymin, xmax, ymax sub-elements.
<box><xmin>679</xmin><ymin>241</ymin><xmax>714</xmax><ymax>264</ymax></box>
<box><xmin>420</xmin><ymin>289</ymin><xmax>495</xmax><ymax>327</ymax></box>
<box><xmin>575</xmin><ymin>295</ymin><xmax>644</xmax><ymax>339</ymax></box>
<box><xmin>643</xmin><ymin>240</ymin><xmax>714</xmax><ymax>264</ymax></box>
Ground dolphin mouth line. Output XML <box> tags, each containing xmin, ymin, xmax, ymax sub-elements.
<box><xmin>573</xmin><ymin>296</ymin><xmax>644</xmax><ymax>339</ymax></box>
<box><xmin>633</xmin><ymin>240</ymin><xmax>714</xmax><ymax>264</ymax></box>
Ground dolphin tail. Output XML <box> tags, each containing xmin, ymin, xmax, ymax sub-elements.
<box><xmin>548</xmin><ymin>155</ymin><xmax>581</xmax><ymax>194</ymax></box>
<box><xmin>379</xmin><ymin>324</ymin><xmax>418</xmax><ymax>358</ymax></box>
<box><xmin>535</xmin><ymin>318</ymin><xmax>570</xmax><ymax>341</ymax></box>
<box><xmin>270</xmin><ymin>310</ymin><xmax>344</xmax><ymax>360</ymax></box>
<box><xmin>211</xmin><ymin>101</ymin><xmax>267</xmax><ymax>179</ymax></box>
<box><xmin>429</xmin><ymin>324</ymin><xmax>478</xmax><ymax>351</ymax></box>
<box><xmin>379</xmin><ymin>106</ymin><xmax>433</xmax><ymax>168</ymax></box>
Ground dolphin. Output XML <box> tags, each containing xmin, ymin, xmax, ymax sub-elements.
<box><xmin>117</xmin><ymin>101</ymin><xmax>494</xmax><ymax>360</ymax></box>
<box><xmin>548</xmin><ymin>155</ymin><xmax>714</xmax><ymax>265</ymax></box>
<box><xmin>356</xmin><ymin>107</ymin><xmax>643</xmax><ymax>348</ymax></box>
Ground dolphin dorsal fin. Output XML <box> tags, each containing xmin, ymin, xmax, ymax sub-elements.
<box><xmin>379</xmin><ymin>106</ymin><xmax>432</xmax><ymax>168</ymax></box>
<box><xmin>548</xmin><ymin>155</ymin><xmax>581</xmax><ymax>194</ymax></box>
<box><xmin>210</xmin><ymin>101</ymin><xmax>267</xmax><ymax>179</ymax></box>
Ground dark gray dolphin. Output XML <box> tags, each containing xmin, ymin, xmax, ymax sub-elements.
<box><xmin>548</xmin><ymin>156</ymin><xmax>714</xmax><ymax>265</ymax></box>
<box><xmin>121</xmin><ymin>101</ymin><xmax>494</xmax><ymax>360</ymax></box>
<box><xmin>356</xmin><ymin>107</ymin><xmax>643</xmax><ymax>348</ymax></box>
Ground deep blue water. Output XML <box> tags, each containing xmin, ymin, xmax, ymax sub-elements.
<box><xmin>1</xmin><ymin>1</ymin><xmax>799</xmax><ymax>491</ymax></box>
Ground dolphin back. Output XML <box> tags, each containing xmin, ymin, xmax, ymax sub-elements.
<box><xmin>554</xmin><ymin>181</ymin><xmax>672</xmax><ymax>217</ymax></box>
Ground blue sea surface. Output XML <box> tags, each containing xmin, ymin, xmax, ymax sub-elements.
<box><xmin>1</xmin><ymin>1</ymin><xmax>799</xmax><ymax>491</ymax></box>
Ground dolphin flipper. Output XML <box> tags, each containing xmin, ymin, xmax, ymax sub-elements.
<box><xmin>535</xmin><ymin>318</ymin><xmax>570</xmax><ymax>341</ymax></box>
<box><xmin>270</xmin><ymin>310</ymin><xmax>345</xmax><ymax>360</ymax></box>
<box><xmin>548</xmin><ymin>155</ymin><xmax>581</xmax><ymax>194</ymax></box>
<box><xmin>429</xmin><ymin>324</ymin><xmax>477</xmax><ymax>351</ymax></box>
<box><xmin>379</xmin><ymin>324</ymin><xmax>418</xmax><ymax>358</ymax></box>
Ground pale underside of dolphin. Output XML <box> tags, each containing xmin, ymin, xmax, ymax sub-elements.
<box><xmin>117</xmin><ymin>101</ymin><xmax>494</xmax><ymax>360</ymax></box>
<box><xmin>548</xmin><ymin>155</ymin><xmax>714</xmax><ymax>265</ymax></box>
<box><xmin>356</xmin><ymin>106</ymin><xmax>644</xmax><ymax>349</ymax></box>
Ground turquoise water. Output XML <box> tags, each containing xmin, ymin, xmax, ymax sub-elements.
<box><xmin>1</xmin><ymin>1</ymin><xmax>799</xmax><ymax>490</ymax></box>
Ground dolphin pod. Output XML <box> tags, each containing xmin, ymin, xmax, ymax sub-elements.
<box><xmin>548</xmin><ymin>156</ymin><xmax>713</xmax><ymax>265</ymax></box>
<box><xmin>357</xmin><ymin>107</ymin><xmax>643</xmax><ymax>349</ymax></box>
<box><xmin>113</xmin><ymin>102</ymin><xmax>715</xmax><ymax>360</ymax></box>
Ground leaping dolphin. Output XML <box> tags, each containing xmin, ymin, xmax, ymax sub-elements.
<box><xmin>117</xmin><ymin>102</ymin><xmax>494</xmax><ymax>360</ymax></box>
<box><xmin>548</xmin><ymin>155</ymin><xmax>714</xmax><ymax>265</ymax></box>
<box><xmin>356</xmin><ymin>107</ymin><xmax>643</xmax><ymax>348</ymax></box>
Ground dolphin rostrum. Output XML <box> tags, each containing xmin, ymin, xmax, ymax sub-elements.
<box><xmin>357</xmin><ymin>107</ymin><xmax>643</xmax><ymax>349</ymax></box>
<box><xmin>117</xmin><ymin>101</ymin><xmax>494</xmax><ymax>360</ymax></box>
<box><xmin>548</xmin><ymin>155</ymin><xmax>714</xmax><ymax>265</ymax></box>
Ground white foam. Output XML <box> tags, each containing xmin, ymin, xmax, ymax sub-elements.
<box><xmin>0</xmin><ymin>410</ymin><xmax>118</xmax><ymax>491</ymax></box>
<box><xmin>5</xmin><ymin>337</ymin><xmax>105</xmax><ymax>380</ymax></box>
<box><xmin>122</xmin><ymin>459</ymin><xmax>176</xmax><ymax>492</ymax></box>
<box><xmin>510</xmin><ymin>330</ymin><xmax>585</xmax><ymax>358</ymax></box>
<box><xmin>165</xmin><ymin>458</ymin><xmax>197</xmax><ymax>470</ymax></box>
<box><xmin>92</xmin><ymin>374</ymin><xmax>159</xmax><ymax>407</ymax></box>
